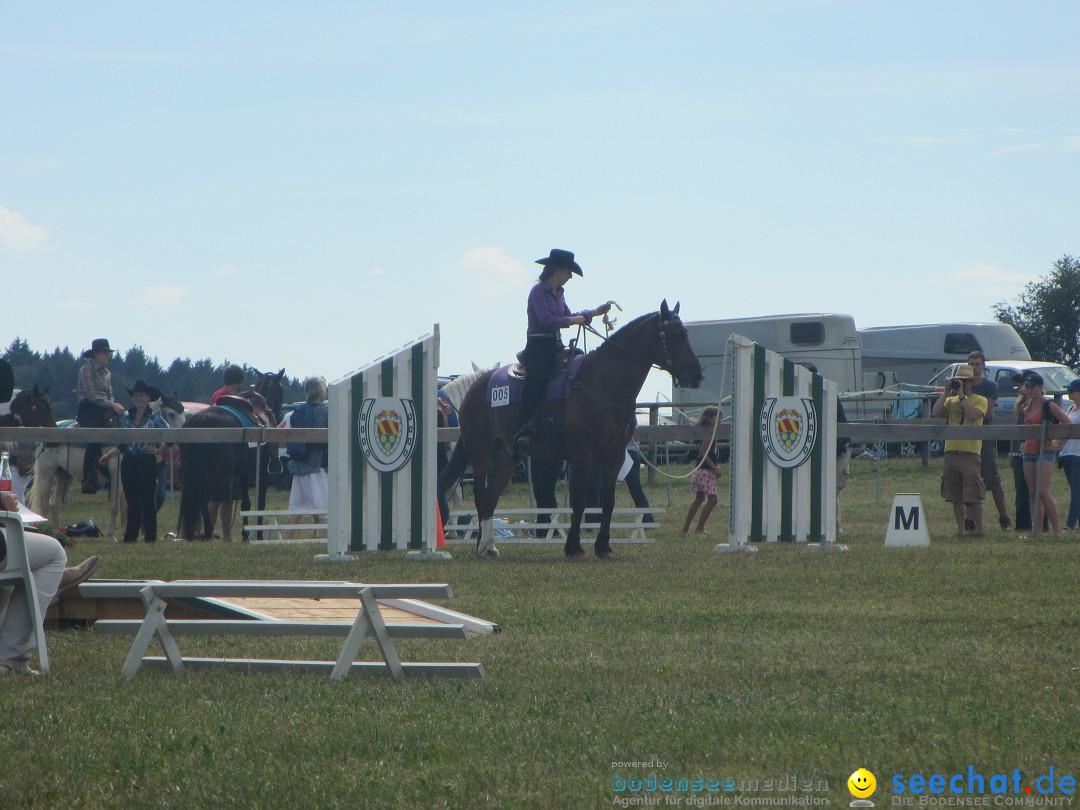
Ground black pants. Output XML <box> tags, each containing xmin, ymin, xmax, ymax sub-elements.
<box><xmin>519</xmin><ymin>335</ymin><xmax>559</xmax><ymax>430</ymax></box>
<box><xmin>77</xmin><ymin>400</ymin><xmax>110</xmax><ymax>484</ymax></box>
<box><xmin>121</xmin><ymin>453</ymin><xmax>159</xmax><ymax>542</ymax></box>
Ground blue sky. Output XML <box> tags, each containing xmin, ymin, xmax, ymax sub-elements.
<box><xmin>3</xmin><ymin>1</ymin><xmax>1078</xmax><ymax>400</ymax></box>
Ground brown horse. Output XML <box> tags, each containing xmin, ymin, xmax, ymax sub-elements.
<box><xmin>439</xmin><ymin>300</ymin><xmax>703</xmax><ymax>559</ymax></box>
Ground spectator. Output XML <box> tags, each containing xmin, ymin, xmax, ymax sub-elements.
<box><xmin>74</xmin><ymin>338</ymin><xmax>126</xmax><ymax>494</ymax></box>
<box><xmin>210</xmin><ymin>364</ymin><xmax>245</xmax><ymax>406</ymax></box>
<box><xmin>967</xmin><ymin>351</ymin><xmax>1011</xmax><ymax>530</ymax></box>
<box><xmin>1057</xmin><ymin>379</ymin><xmax>1080</xmax><ymax>530</ymax></box>
<box><xmin>1018</xmin><ymin>371</ymin><xmax>1069</xmax><ymax>537</ymax></box>
<box><xmin>681</xmin><ymin>407</ymin><xmax>721</xmax><ymax>535</ymax></box>
<box><xmin>99</xmin><ymin>381</ymin><xmax>169</xmax><ymax>543</ymax></box>
<box><xmin>286</xmin><ymin>376</ymin><xmax>329</xmax><ymax>526</ymax></box>
<box><xmin>931</xmin><ymin>363</ymin><xmax>988</xmax><ymax>534</ymax></box>
<box><xmin>436</xmin><ymin>393</ymin><xmax>454</xmax><ymax>526</ymax></box>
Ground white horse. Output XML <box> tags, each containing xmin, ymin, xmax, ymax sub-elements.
<box><xmin>30</xmin><ymin>393</ymin><xmax>187</xmax><ymax>539</ymax></box>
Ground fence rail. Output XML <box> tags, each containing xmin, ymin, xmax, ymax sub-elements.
<box><xmin>4</xmin><ymin>420</ymin><xmax>1080</xmax><ymax>446</ymax></box>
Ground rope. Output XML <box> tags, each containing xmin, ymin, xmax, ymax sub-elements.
<box><xmin>630</xmin><ymin>336</ymin><xmax>730</xmax><ymax>481</ymax></box>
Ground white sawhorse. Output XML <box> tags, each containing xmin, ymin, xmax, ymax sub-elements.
<box><xmin>89</xmin><ymin>580</ymin><xmax>484</xmax><ymax>682</ymax></box>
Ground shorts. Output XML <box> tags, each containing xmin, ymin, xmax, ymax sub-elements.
<box><xmin>941</xmin><ymin>451</ymin><xmax>985</xmax><ymax>504</ymax></box>
<box><xmin>690</xmin><ymin>467</ymin><xmax>718</xmax><ymax>497</ymax></box>
<box><xmin>979</xmin><ymin>441</ymin><xmax>1002</xmax><ymax>493</ymax></box>
<box><xmin>1022</xmin><ymin>451</ymin><xmax>1056</xmax><ymax>464</ymax></box>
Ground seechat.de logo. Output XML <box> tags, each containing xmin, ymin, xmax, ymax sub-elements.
<box><xmin>849</xmin><ymin>768</ymin><xmax>877</xmax><ymax>807</ymax></box>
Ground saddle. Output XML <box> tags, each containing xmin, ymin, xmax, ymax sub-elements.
<box><xmin>216</xmin><ymin>394</ymin><xmax>272</xmax><ymax>428</ymax></box>
<box><xmin>510</xmin><ymin>346</ymin><xmax>584</xmax><ymax>381</ymax></box>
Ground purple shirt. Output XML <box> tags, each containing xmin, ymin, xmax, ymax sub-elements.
<box><xmin>526</xmin><ymin>281</ymin><xmax>596</xmax><ymax>333</ymax></box>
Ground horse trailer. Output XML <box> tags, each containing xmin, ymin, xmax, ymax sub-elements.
<box><xmin>858</xmin><ymin>322</ymin><xmax>1031</xmax><ymax>385</ymax></box>
<box><xmin>671</xmin><ymin>313</ymin><xmax>863</xmax><ymax>417</ymax></box>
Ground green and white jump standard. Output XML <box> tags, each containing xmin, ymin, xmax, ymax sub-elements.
<box><xmin>719</xmin><ymin>335</ymin><xmax>847</xmax><ymax>553</ymax></box>
<box><xmin>322</xmin><ymin>327</ymin><xmax>449</xmax><ymax>562</ymax></box>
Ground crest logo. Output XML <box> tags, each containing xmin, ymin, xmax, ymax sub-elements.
<box><xmin>759</xmin><ymin>396</ymin><xmax>817</xmax><ymax>468</ymax></box>
<box><xmin>358</xmin><ymin>396</ymin><xmax>417</xmax><ymax>473</ymax></box>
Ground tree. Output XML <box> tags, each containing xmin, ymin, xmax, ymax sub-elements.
<box><xmin>993</xmin><ymin>254</ymin><xmax>1080</xmax><ymax>368</ymax></box>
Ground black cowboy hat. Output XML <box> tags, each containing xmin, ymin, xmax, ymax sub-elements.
<box><xmin>535</xmin><ymin>248</ymin><xmax>583</xmax><ymax>276</ymax></box>
<box><xmin>126</xmin><ymin>380</ymin><xmax>162</xmax><ymax>401</ymax></box>
<box><xmin>81</xmin><ymin>338</ymin><xmax>117</xmax><ymax>359</ymax></box>
<box><xmin>0</xmin><ymin>359</ymin><xmax>13</xmax><ymax>404</ymax></box>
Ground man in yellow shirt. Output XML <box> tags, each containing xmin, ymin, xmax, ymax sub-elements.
<box><xmin>932</xmin><ymin>363</ymin><xmax>988</xmax><ymax>534</ymax></box>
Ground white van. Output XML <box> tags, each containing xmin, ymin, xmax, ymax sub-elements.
<box><xmin>672</xmin><ymin>314</ymin><xmax>862</xmax><ymax>416</ymax></box>
<box><xmin>859</xmin><ymin>322</ymin><xmax>1030</xmax><ymax>385</ymax></box>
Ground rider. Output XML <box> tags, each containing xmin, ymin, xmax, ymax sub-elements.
<box><xmin>513</xmin><ymin>249</ymin><xmax>611</xmax><ymax>452</ymax></box>
<box><xmin>75</xmin><ymin>338</ymin><xmax>126</xmax><ymax>495</ymax></box>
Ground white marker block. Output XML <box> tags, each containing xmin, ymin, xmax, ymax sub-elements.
<box><xmin>885</xmin><ymin>493</ymin><xmax>930</xmax><ymax>547</ymax></box>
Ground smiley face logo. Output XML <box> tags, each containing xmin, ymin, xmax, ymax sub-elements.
<box><xmin>848</xmin><ymin>769</ymin><xmax>877</xmax><ymax>798</ymax></box>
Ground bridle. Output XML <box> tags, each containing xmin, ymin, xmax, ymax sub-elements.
<box><xmin>583</xmin><ymin>313</ymin><xmax>688</xmax><ymax>381</ymax></box>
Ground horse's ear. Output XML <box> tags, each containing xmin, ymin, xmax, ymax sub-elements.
<box><xmin>660</xmin><ymin>299</ymin><xmax>671</xmax><ymax>320</ymax></box>
<box><xmin>43</xmin><ymin>384</ymin><xmax>50</xmax><ymax>395</ymax></box>
<box><xmin>251</xmin><ymin>368</ymin><xmax>262</xmax><ymax>377</ymax></box>
<box><xmin>673</xmin><ymin>301</ymin><xmax>681</xmax><ymax>316</ymax></box>
<box><xmin>277</xmin><ymin>368</ymin><xmax>285</xmax><ymax>379</ymax></box>
<box><xmin>32</xmin><ymin>384</ymin><xmax>41</xmax><ymax>396</ymax></box>
<box><xmin>172</xmin><ymin>389</ymin><xmax>180</xmax><ymax>399</ymax></box>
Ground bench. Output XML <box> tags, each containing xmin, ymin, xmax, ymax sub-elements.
<box><xmin>443</xmin><ymin>507</ymin><xmax>664</xmax><ymax>545</ymax></box>
<box><xmin>240</xmin><ymin>510</ymin><xmax>328</xmax><ymax>544</ymax></box>
<box><xmin>81</xmin><ymin>580</ymin><xmax>486</xmax><ymax>682</ymax></box>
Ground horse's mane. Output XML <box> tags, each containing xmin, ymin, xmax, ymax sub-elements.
<box><xmin>591</xmin><ymin>311</ymin><xmax>658</xmax><ymax>356</ymax></box>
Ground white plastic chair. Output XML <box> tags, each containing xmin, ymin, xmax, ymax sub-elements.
<box><xmin>0</xmin><ymin>512</ymin><xmax>49</xmax><ymax>672</ymax></box>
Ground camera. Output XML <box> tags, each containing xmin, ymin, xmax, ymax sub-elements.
<box><xmin>948</xmin><ymin>378</ymin><xmax>962</xmax><ymax>391</ymax></box>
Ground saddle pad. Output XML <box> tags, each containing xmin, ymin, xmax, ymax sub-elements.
<box><xmin>215</xmin><ymin>404</ymin><xmax>259</xmax><ymax>429</ymax></box>
<box><xmin>486</xmin><ymin>355</ymin><xmax>585</xmax><ymax>408</ymax></box>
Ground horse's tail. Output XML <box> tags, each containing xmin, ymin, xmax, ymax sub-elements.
<box><xmin>437</xmin><ymin>441</ymin><xmax>470</xmax><ymax>497</ymax></box>
<box><xmin>177</xmin><ymin>442</ymin><xmax>209</xmax><ymax>540</ymax></box>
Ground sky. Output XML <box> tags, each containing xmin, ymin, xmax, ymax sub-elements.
<box><xmin>2</xmin><ymin>1</ymin><xmax>1078</xmax><ymax>402</ymax></box>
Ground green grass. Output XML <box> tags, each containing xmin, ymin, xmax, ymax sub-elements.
<box><xmin>2</xmin><ymin>455</ymin><xmax>1079</xmax><ymax>808</ymax></box>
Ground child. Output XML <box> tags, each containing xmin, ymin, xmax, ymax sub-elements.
<box><xmin>682</xmin><ymin>407</ymin><xmax>722</xmax><ymax>535</ymax></box>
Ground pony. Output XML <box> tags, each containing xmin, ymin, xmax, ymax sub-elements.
<box><xmin>31</xmin><ymin>391</ymin><xmax>187</xmax><ymax>538</ymax></box>
<box><xmin>439</xmin><ymin>300</ymin><xmax>703</xmax><ymax>559</ymax></box>
<box><xmin>176</xmin><ymin>390</ymin><xmax>276</xmax><ymax>541</ymax></box>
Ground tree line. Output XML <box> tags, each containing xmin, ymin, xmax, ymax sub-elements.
<box><xmin>2</xmin><ymin>338</ymin><xmax>306</xmax><ymax>419</ymax></box>
<box><xmin>995</xmin><ymin>254</ymin><xmax>1080</xmax><ymax>368</ymax></box>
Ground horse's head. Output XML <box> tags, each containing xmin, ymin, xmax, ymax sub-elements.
<box><xmin>153</xmin><ymin>389</ymin><xmax>188</xmax><ymax>429</ymax></box>
<box><xmin>253</xmin><ymin>367</ymin><xmax>285</xmax><ymax>422</ymax></box>
<box><xmin>10</xmin><ymin>385</ymin><xmax>58</xmax><ymax>428</ymax></box>
<box><xmin>657</xmin><ymin>300</ymin><xmax>704</xmax><ymax>389</ymax></box>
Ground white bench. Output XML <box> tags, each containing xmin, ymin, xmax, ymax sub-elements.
<box><xmin>82</xmin><ymin>580</ymin><xmax>485</xmax><ymax>682</ymax></box>
<box><xmin>240</xmin><ymin>510</ymin><xmax>328</xmax><ymax>544</ymax></box>
<box><xmin>443</xmin><ymin>507</ymin><xmax>664</xmax><ymax>545</ymax></box>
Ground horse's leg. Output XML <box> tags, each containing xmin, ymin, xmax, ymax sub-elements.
<box><xmin>475</xmin><ymin>451</ymin><xmax>516</xmax><ymax>560</ymax></box>
<box><xmin>565</xmin><ymin>460</ymin><xmax>591</xmax><ymax>558</ymax></box>
<box><xmin>108</xmin><ymin>456</ymin><xmax>122</xmax><ymax>540</ymax></box>
<box><xmin>594</xmin><ymin>452</ymin><xmax>624</xmax><ymax>560</ymax></box>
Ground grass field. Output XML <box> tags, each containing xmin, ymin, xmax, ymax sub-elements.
<box><xmin>2</xmin><ymin>454</ymin><xmax>1078</xmax><ymax>809</ymax></box>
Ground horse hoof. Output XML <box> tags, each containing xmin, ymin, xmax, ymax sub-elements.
<box><xmin>596</xmin><ymin>550</ymin><xmax>615</xmax><ymax>561</ymax></box>
<box><xmin>477</xmin><ymin>547</ymin><xmax>500</xmax><ymax>560</ymax></box>
<box><xmin>565</xmin><ymin>548</ymin><xmax>585</xmax><ymax>559</ymax></box>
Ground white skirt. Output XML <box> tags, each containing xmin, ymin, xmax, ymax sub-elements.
<box><xmin>289</xmin><ymin>468</ymin><xmax>328</xmax><ymax>512</ymax></box>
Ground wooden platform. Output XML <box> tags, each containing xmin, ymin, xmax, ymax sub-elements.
<box><xmin>80</xmin><ymin>580</ymin><xmax>497</xmax><ymax>681</ymax></box>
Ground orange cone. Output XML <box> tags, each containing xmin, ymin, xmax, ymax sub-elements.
<box><xmin>436</xmin><ymin>500</ymin><xmax>446</xmax><ymax>549</ymax></box>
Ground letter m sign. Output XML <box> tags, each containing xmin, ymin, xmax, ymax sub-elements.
<box><xmin>894</xmin><ymin>504</ymin><xmax>919</xmax><ymax>531</ymax></box>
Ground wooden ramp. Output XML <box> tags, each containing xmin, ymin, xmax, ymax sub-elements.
<box><xmin>77</xmin><ymin>580</ymin><xmax>497</xmax><ymax>681</ymax></box>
